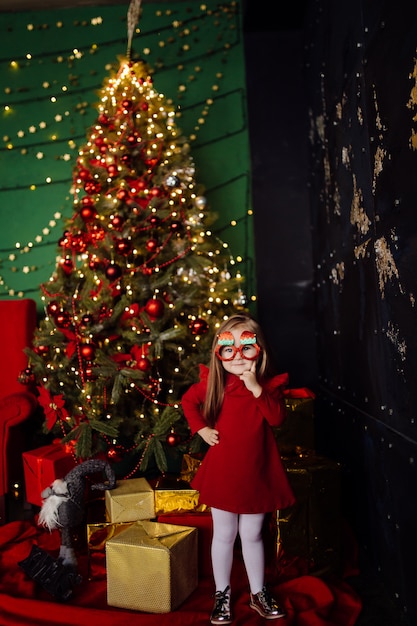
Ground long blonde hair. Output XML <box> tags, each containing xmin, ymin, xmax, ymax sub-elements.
<box><xmin>203</xmin><ymin>313</ymin><xmax>271</xmax><ymax>427</ymax></box>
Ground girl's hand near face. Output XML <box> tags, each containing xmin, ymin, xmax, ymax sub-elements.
<box><xmin>240</xmin><ymin>360</ymin><xmax>262</xmax><ymax>397</ymax></box>
<box><xmin>198</xmin><ymin>426</ymin><xmax>220</xmax><ymax>446</ymax></box>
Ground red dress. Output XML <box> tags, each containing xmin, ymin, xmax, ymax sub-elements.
<box><xmin>181</xmin><ymin>365</ymin><xmax>295</xmax><ymax>514</ymax></box>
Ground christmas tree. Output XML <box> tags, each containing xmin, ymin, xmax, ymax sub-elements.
<box><xmin>26</xmin><ymin>13</ymin><xmax>248</xmax><ymax>477</ymax></box>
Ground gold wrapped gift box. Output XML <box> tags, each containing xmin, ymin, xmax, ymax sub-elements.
<box><xmin>105</xmin><ymin>477</ymin><xmax>155</xmax><ymax>522</ymax></box>
<box><xmin>155</xmin><ymin>488</ymin><xmax>207</xmax><ymax>515</ymax></box>
<box><xmin>154</xmin><ymin>474</ymin><xmax>208</xmax><ymax>515</ymax></box>
<box><xmin>273</xmin><ymin>390</ymin><xmax>316</xmax><ymax>454</ymax></box>
<box><xmin>106</xmin><ymin>520</ymin><xmax>198</xmax><ymax>613</ymax></box>
<box><xmin>277</xmin><ymin>452</ymin><xmax>342</xmax><ymax>574</ymax></box>
<box><xmin>87</xmin><ymin>521</ymin><xmax>133</xmax><ymax>580</ymax></box>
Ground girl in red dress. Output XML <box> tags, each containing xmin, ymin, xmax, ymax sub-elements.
<box><xmin>182</xmin><ymin>313</ymin><xmax>295</xmax><ymax>624</ymax></box>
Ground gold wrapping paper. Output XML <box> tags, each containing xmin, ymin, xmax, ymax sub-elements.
<box><xmin>106</xmin><ymin>520</ymin><xmax>198</xmax><ymax>613</ymax></box>
<box><xmin>154</xmin><ymin>488</ymin><xmax>208</xmax><ymax>515</ymax></box>
<box><xmin>180</xmin><ymin>453</ymin><xmax>203</xmax><ymax>483</ymax></box>
<box><xmin>273</xmin><ymin>397</ymin><xmax>315</xmax><ymax>453</ymax></box>
<box><xmin>87</xmin><ymin>522</ymin><xmax>133</xmax><ymax>580</ymax></box>
<box><xmin>105</xmin><ymin>477</ymin><xmax>155</xmax><ymax>522</ymax></box>
<box><xmin>276</xmin><ymin>453</ymin><xmax>341</xmax><ymax>574</ymax></box>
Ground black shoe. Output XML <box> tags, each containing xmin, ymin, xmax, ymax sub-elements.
<box><xmin>210</xmin><ymin>585</ymin><xmax>232</xmax><ymax>624</ymax></box>
<box><xmin>249</xmin><ymin>586</ymin><xmax>285</xmax><ymax>619</ymax></box>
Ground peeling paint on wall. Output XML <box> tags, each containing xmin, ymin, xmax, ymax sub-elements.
<box><xmin>407</xmin><ymin>50</ymin><xmax>417</xmax><ymax>150</ymax></box>
<box><xmin>374</xmin><ymin>236</ymin><xmax>402</xmax><ymax>297</ymax></box>
<box><xmin>350</xmin><ymin>174</ymin><xmax>371</xmax><ymax>234</ymax></box>
<box><xmin>372</xmin><ymin>87</ymin><xmax>389</xmax><ymax>192</ymax></box>
<box><xmin>330</xmin><ymin>261</ymin><xmax>345</xmax><ymax>285</ymax></box>
<box><xmin>354</xmin><ymin>239</ymin><xmax>370</xmax><ymax>260</ymax></box>
<box><xmin>372</xmin><ymin>145</ymin><xmax>388</xmax><ymax>193</ymax></box>
<box><xmin>386</xmin><ymin>321</ymin><xmax>407</xmax><ymax>363</ymax></box>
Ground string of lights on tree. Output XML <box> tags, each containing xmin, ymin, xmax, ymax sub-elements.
<box><xmin>0</xmin><ymin>0</ymin><xmax>255</xmax><ymax>304</ymax></box>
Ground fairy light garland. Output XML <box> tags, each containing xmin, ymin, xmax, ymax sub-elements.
<box><xmin>0</xmin><ymin>1</ymin><xmax>255</xmax><ymax>303</ymax></box>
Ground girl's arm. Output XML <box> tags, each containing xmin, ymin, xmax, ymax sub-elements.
<box><xmin>255</xmin><ymin>372</ymin><xmax>289</xmax><ymax>427</ymax></box>
<box><xmin>182</xmin><ymin>381</ymin><xmax>220</xmax><ymax>445</ymax></box>
<box><xmin>181</xmin><ymin>381</ymin><xmax>208</xmax><ymax>434</ymax></box>
<box><xmin>255</xmin><ymin>390</ymin><xmax>287</xmax><ymax>427</ymax></box>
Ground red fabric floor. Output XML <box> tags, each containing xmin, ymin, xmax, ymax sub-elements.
<box><xmin>0</xmin><ymin>519</ymin><xmax>362</xmax><ymax>626</ymax></box>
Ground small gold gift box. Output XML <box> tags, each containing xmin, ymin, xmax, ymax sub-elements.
<box><xmin>106</xmin><ymin>520</ymin><xmax>198</xmax><ymax>613</ymax></box>
<box><xmin>105</xmin><ymin>477</ymin><xmax>155</xmax><ymax>522</ymax></box>
<box><xmin>154</xmin><ymin>488</ymin><xmax>205</xmax><ymax>515</ymax></box>
<box><xmin>154</xmin><ymin>474</ymin><xmax>208</xmax><ymax>515</ymax></box>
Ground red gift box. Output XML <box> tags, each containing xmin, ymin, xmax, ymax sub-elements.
<box><xmin>158</xmin><ymin>511</ymin><xmax>213</xmax><ymax>578</ymax></box>
<box><xmin>22</xmin><ymin>443</ymin><xmax>78</xmax><ymax>507</ymax></box>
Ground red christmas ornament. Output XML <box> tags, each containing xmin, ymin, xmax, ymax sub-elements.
<box><xmin>94</xmin><ymin>136</ymin><xmax>106</xmax><ymax>147</ymax></box>
<box><xmin>137</xmin><ymin>357</ymin><xmax>151</xmax><ymax>372</ymax></box>
<box><xmin>58</xmin><ymin>231</ymin><xmax>71</xmax><ymax>248</ymax></box>
<box><xmin>107</xmin><ymin>163</ymin><xmax>118</xmax><ymax>178</ymax></box>
<box><xmin>84</xmin><ymin>180</ymin><xmax>101</xmax><ymax>195</ymax></box>
<box><xmin>18</xmin><ymin>367</ymin><xmax>35</xmax><ymax>385</ymax></box>
<box><xmin>116</xmin><ymin>188</ymin><xmax>129</xmax><ymax>201</ymax></box>
<box><xmin>105</xmin><ymin>263</ymin><xmax>122</xmax><ymax>281</ymax></box>
<box><xmin>81</xmin><ymin>196</ymin><xmax>95</xmax><ymax>207</ymax></box>
<box><xmin>89</xmin><ymin>225</ymin><xmax>105</xmax><ymax>243</ymax></box>
<box><xmin>47</xmin><ymin>301</ymin><xmax>60</xmax><ymax>317</ymax></box>
<box><xmin>121</xmin><ymin>303</ymin><xmax>140</xmax><ymax>322</ymax></box>
<box><xmin>70</xmin><ymin>233</ymin><xmax>88</xmax><ymax>253</ymax></box>
<box><xmin>190</xmin><ymin>318</ymin><xmax>209</xmax><ymax>335</ymax></box>
<box><xmin>77</xmin><ymin>167</ymin><xmax>91</xmax><ymax>181</ymax></box>
<box><xmin>85</xmin><ymin>366</ymin><xmax>96</xmax><ymax>381</ymax></box>
<box><xmin>170</xmin><ymin>220</ymin><xmax>182</xmax><ymax>232</ymax></box>
<box><xmin>127</xmin><ymin>133</ymin><xmax>140</xmax><ymax>145</ymax></box>
<box><xmin>166</xmin><ymin>432</ymin><xmax>181</xmax><ymax>447</ymax></box>
<box><xmin>114</xmin><ymin>238</ymin><xmax>132</xmax><ymax>255</ymax></box>
<box><xmin>146</xmin><ymin>238</ymin><xmax>159</xmax><ymax>253</ymax></box>
<box><xmin>55</xmin><ymin>311</ymin><xmax>72</xmax><ymax>328</ymax></box>
<box><xmin>148</xmin><ymin>215</ymin><xmax>160</xmax><ymax>227</ymax></box>
<box><xmin>110</xmin><ymin>214</ymin><xmax>124</xmax><ymax>230</ymax></box>
<box><xmin>79</xmin><ymin>313</ymin><xmax>94</xmax><ymax>328</ymax></box>
<box><xmin>60</xmin><ymin>258</ymin><xmax>74</xmax><ymax>275</ymax></box>
<box><xmin>107</xmin><ymin>446</ymin><xmax>123</xmax><ymax>463</ymax></box>
<box><xmin>35</xmin><ymin>345</ymin><xmax>49</xmax><ymax>356</ymax></box>
<box><xmin>149</xmin><ymin>187</ymin><xmax>162</xmax><ymax>197</ymax></box>
<box><xmin>80</xmin><ymin>343</ymin><xmax>95</xmax><ymax>361</ymax></box>
<box><xmin>141</xmin><ymin>102</ymin><xmax>149</xmax><ymax>111</ymax></box>
<box><xmin>121</xmin><ymin>154</ymin><xmax>132</xmax><ymax>166</ymax></box>
<box><xmin>122</xmin><ymin>98</ymin><xmax>133</xmax><ymax>110</ymax></box>
<box><xmin>145</xmin><ymin>298</ymin><xmax>164</xmax><ymax>319</ymax></box>
<box><xmin>80</xmin><ymin>206</ymin><xmax>97</xmax><ymax>222</ymax></box>
<box><xmin>97</xmin><ymin>113</ymin><xmax>109</xmax><ymax>125</ymax></box>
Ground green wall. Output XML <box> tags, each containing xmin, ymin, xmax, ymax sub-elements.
<box><xmin>0</xmin><ymin>0</ymin><xmax>254</xmax><ymax>311</ymax></box>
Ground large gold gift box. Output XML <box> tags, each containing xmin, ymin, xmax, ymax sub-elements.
<box><xmin>106</xmin><ymin>520</ymin><xmax>198</xmax><ymax>613</ymax></box>
<box><xmin>277</xmin><ymin>452</ymin><xmax>341</xmax><ymax>574</ymax></box>
<box><xmin>105</xmin><ymin>477</ymin><xmax>155</xmax><ymax>522</ymax></box>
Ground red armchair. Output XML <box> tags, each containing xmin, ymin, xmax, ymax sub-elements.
<box><xmin>0</xmin><ymin>299</ymin><xmax>38</xmax><ymax>524</ymax></box>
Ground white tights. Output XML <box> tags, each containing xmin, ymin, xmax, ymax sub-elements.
<box><xmin>210</xmin><ymin>507</ymin><xmax>265</xmax><ymax>595</ymax></box>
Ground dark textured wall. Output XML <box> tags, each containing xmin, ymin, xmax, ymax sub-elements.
<box><xmin>303</xmin><ymin>0</ymin><xmax>417</xmax><ymax>623</ymax></box>
<box><xmin>243</xmin><ymin>18</ymin><xmax>318</xmax><ymax>388</ymax></box>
